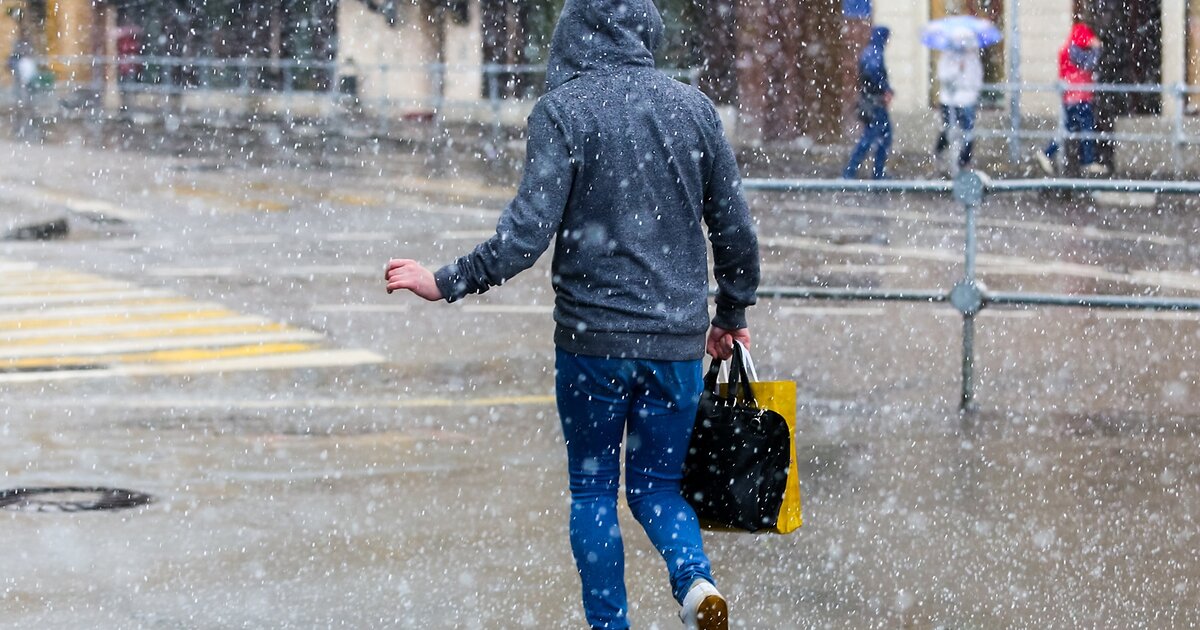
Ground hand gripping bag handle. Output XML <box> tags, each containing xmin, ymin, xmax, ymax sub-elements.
<box><xmin>707</xmin><ymin>343</ymin><xmax>758</xmax><ymax>406</ymax></box>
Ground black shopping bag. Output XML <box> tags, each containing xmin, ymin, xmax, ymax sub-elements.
<box><xmin>681</xmin><ymin>343</ymin><xmax>793</xmax><ymax>533</ymax></box>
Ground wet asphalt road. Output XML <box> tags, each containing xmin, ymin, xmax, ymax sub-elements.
<box><xmin>2</xmin><ymin>134</ymin><xmax>1200</xmax><ymax>628</ymax></box>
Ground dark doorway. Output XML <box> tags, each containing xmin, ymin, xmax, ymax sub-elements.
<box><xmin>1074</xmin><ymin>0</ymin><xmax>1162</xmax><ymax>115</ymax></box>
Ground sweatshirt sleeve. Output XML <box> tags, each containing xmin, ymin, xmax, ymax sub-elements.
<box><xmin>433</xmin><ymin>100</ymin><xmax>574</xmax><ymax>302</ymax></box>
<box><xmin>702</xmin><ymin>110</ymin><xmax>760</xmax><ymax>331</ymax></box>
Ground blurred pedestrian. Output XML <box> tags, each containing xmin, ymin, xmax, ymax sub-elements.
<box><xmin>843</xmin><ymin>26</ymin><xmax>894</xmax><ymax>180</ymax></box>
<box><xmin>384</xmin><ymin>0</ymin><xmax>759</xmax><ymax>628</ymax></box>
<box><xmin>1036</xmin><ymin>18</ymin><xmax>1107</xmax><ymax>176</ymax></box>
<box><xmin>933</xmin><ymin>28</ymin><xmax>983</xmax><ymax>171</ymax></box>
<box><xmin>116</xmin><ymin>25</ymin><xmax>143</xmax><ymax>84</ymax></box>
<box><xmin>7</xmin><ymin>40</ymin><xmax>36</xmax><ymax>99</ymax></box>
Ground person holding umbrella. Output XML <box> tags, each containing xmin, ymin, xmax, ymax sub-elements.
<box><xmin>933</xmin><ymin>28</ymin><xmax>984</xmax><ymax>171</ymax></box>
<box><xmin>922</xmin><ymin>16</ymin><xmax>1001</xmax><ymax>173</ymax></box>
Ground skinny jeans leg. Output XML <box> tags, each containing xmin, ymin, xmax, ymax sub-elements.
<box><xmin>555</xmin><ymin>350</ymin><xmax>712</xmax><ymax>629</ymax></box>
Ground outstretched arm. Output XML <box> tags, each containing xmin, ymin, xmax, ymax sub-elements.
<box><xmin>385</xmin><ymin>259</ymin><xmax>441</xmax><ymax>301</ymax></box>
<box><xmin>431</xmin><ymin>101</ymin><xmax>575</xmax><ymax>302</ymax></box>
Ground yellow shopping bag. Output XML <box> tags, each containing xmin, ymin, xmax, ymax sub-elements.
<box><xmin>746</xmin><ymin>378</ymin><xmax>802</xmax><ymax>533</ymax></box>
<box><xmin>685</xmin><ymin>342</ymin><xmax>802</xmax><ymax>534</ymax></box>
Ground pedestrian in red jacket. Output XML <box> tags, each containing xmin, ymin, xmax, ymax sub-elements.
<box><xmin>1036</xmin><ymin>20</ymin><xmax>1107</xmax><ymax>176</ymax></box>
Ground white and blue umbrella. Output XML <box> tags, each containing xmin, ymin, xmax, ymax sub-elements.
<box><xmin>921</xmin><ymin>15</ymin><xmax>1003</xmax><ymax>50</ymax></box>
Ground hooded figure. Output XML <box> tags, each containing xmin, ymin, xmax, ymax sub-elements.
<box><xmin>858</xmin><ymin>26</ymin><xmax>893</xmax><ymax>105</ymax></box>
<box><xmin>384</xmin><ymin>1</ymin><xmax>758</xmax><ymax>628</ymax></box>
<box><xmin>1036</xmin><ymin>20</ymin><xmax>1105</xmax><ymax>175</ymax></box>
<box><xmin>1059</xmin><ymin>21</ymin><xmax>1101</xmax><ymax>105</ymax></box>
<box><xmin>843</xmin><ymin>26</ymin><xmax>894</xmax><ymax>179</ymax></box>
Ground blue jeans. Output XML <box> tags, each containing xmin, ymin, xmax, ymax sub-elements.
<box><xmin>1044</xmin><ymin>102</ymin><xmax>1098</xmax><ymax>166</ymax></box>
<box><xmin>843</xmin><ymin>105</ymin><xmax>893</xmax><ymax>179</ymax></box>
<box><xmin>935</xmin><ymin>104</ymin><xmax>977</xmax><ymax>167</ymax></box>
<box><xmin>555</xmin><ymin>349</ymin><xmax>713</xmax><ymax>630</ymax></box>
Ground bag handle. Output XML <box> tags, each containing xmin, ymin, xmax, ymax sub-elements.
<box><xmin>703</xmin><ymin>344</ymin><xmax>758</xmax><ymax>405</ymax></box>
<box><xmin>727</xmin><ymin>343</ymin><xmax>758</xmax><ymax>405</ymax></box>
<box><xmin>734</xmin><ymin>340</ymin><xmax>759</xmax><ymax>382</ymax></box>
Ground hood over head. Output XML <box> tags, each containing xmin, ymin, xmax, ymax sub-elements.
<box><xmin>1069</xmin><ymin>21</ymin><xmax>1099</xmax><ymax>48</ymax></box>
<box><xmin>869</xmin><ymin>26</ymin><xmax>891</xmax><ymax>47</ymax></box>
<box><xmin>545</xmin><ymin>0</ymin><xmax>664</xmax><ymax>90</ymax></box>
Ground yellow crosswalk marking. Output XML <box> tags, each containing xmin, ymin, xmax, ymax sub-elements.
<box><xmin>4</xmin><ymin>322</ymin><xmax>290</xmax><ymax>347</ymax></box>
<box><xmin>0</xmin><ymin>301</ymin><xmax>210</xmax><ymax>329</ymax></box>
<box><xmin>2</xmin><ymin>343</ymin><xmax>315</xmax><ymax>370</ymax></box>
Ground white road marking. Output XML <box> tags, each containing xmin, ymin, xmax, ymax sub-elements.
<box><xmin>319</xmin><ymin>232</ymin><xmax>395</xmax><ymax>242</ymax></box>
<box><xmin>0</xmin><ymin>281</ymin><xmax>134</xmax><ymax>295</ymax></box>
<box><xmin>0</xmin><ymin>301</ymin><xmax>221</xmax><ymax>323</ymax></box>
<box><xmin>6</xmin><ymin>392</ymin><xmax>555</xmax><ymax>409</ymax></box>
<box><xmin>461</xmin><ymin>304</ymin><xmax>553</xmax><ymax>314</ymax></box>
<box><xmin>933</xmin><ymin>309</ymin><xmax>1039</xmax><ymax>319</ymax></box>
<box><xmin>287</xmin><ymin>265</ymin><xmax>378</xmax><ymax>276</ymax></box>
<box><xmin>776</xmin><ymin>306</ymin><xmax>889</xmax><ymax>317</ymax></box>
<box><xmin>211</xmin><ymin>235</ymin><xmax>280</xmax><ymax>245</ymax></box>
<box><xmin>762</xmin><ymin>235</ymin><xmax>1200</xmax><ymax>293</ymax></box>
<box><xmin>440</xmin><ymin>230</ymin><xmax>496</xmax><ymax>240</ymax></box>
<box><xmin>817</xmin><ymin>263</ymin><xmax>912</xmax><ymax>274</ymax></box>
<box><xmin>0</xmin><ymin>315</ymin><xmax>272</xmax><ymax>342</ymax></box>
<box><xmin>311</xmin><ymin>304</ymin><xmax>412</xmax><ymax>313</ymax></box>
<box><xmin>0</xmin><ymin>330</ymin><xmax>325</xmax><ymax>359</ymax></box>
<box><xmin>0</xmin><ymin>349</ymin><xmax>385</xmax><ymax>384</ymax></box>
<box><xmin>145</xmin><ymin>266</ymin><xmax>242</xmax><ymax>277</ymax></box>
<box><xmin>146</xmin><ymin>265</ymin><xmax>378</xmax><ymax>278</ymax></box>
<box><xmin>784</xmin><ymin>201</ymin><xmax>1184</xmax><ymax>246</ymax></box>
<box><xmin>0</xmin><ymin>289</ymin><xmax>172</xmax><ymax>307</ymax></box>
<box><xmin>1091</xmin><ymin>310</ymin><xmax>1200</xmax><ymax>321</ymax></box>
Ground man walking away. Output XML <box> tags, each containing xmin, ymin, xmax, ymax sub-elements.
<box><xmin>843</xmin><ymin>26</ymin><xmax>894</xmax><ymax>180</ymax></box>
<box><xmin>933</xmin><ymin>28</ymin><xmax>983</xmax><ymax>171</ymax></box>
<box><xmin>384</xmin><ymin>0</ymin><xmax>760</xmax><ymax>628</ymax></box>
<box><xmin>1036</xmin><ymin>18</ymin><xmax>1107</xmax><ymax>176</ymax></box>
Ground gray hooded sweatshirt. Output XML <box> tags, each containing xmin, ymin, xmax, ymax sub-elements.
<box><xmin>433</xmin><ymin>0</ymin><xmax>759</xmax><ymax>361</ymax></box>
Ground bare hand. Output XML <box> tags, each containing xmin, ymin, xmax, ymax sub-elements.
<box><xmin>706</xmin><ymin>326</ymin><xmax>750</xmax><ymax>360</ymax></box>
<box><xmin>385</xmin><ymin>259</ymin><xmax>443</xmax><ymax>301</ymax></box>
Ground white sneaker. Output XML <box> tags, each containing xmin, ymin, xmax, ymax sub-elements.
<box><xmin>1034</xmin><ymin>151</ymin><xmax>1055</xmax><ymax>176</ymax></box>
<box><xmin>1082</xmin><ymin>163</ymin><xmax>1109</xmax><ymax>176</ymax></box>
<box><xmin>680</xmin><ymin>580</ymin><xmax>728</xmax><ymax>630</ymax></box>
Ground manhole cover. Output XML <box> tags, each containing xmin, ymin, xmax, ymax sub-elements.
<box><xmin>0</xmin><ymin>487</ymin><xmax>154</xmax><ymax>513</ymax></box>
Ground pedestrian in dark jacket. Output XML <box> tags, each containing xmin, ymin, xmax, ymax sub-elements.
<box><xmin>384</xmin><ymin>0</ymin><xmax>760</xmax><ymax>627</ymax></box>
<box><xmin>843</xmin><ymin>26</ymin><xmax>894</xmax><ymax>180</ymax></box>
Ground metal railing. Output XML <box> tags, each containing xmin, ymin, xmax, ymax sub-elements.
<box><xmin>975</xmin><ymin>81</ymin><xmax>1200</xmax><ymax>164</ymax></box>
<box><xmin>742</xmin><ymin>172</ymin><xmax>1200</xmax><ymax>411</ymax></box>
<box><xmin>4</xmin><ymin>55</ymin><xmax>1197</xmax><ymax>162</ymax></box>
<box><xmin>0</xmin><ymin>55</ymin><xmax>698</xmax><ymax>125</ymax></box>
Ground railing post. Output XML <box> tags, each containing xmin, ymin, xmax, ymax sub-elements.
<box><xmin>487</xmin><ymin>64</ymin><xmax>501</xmax><ymax>152</ymax></box>
<box><xmin>1053</xmin><ymin>81</ymin><xmax>1067</xmax><ymax>172</ymax></box>
<box><xmin>951</xmin><ymin>170</ymin><xmax>989</xmax><ymax>412</ymax></box>
<box><xmin>1172</xmin><ymin>83</ymin><xmax>1185</xmax><ymax>175</ymax></box>
<box><xmin>1006</xmin><ymin>0</ymin><xmax>1023</xmax><ymax>164</ymax></box>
